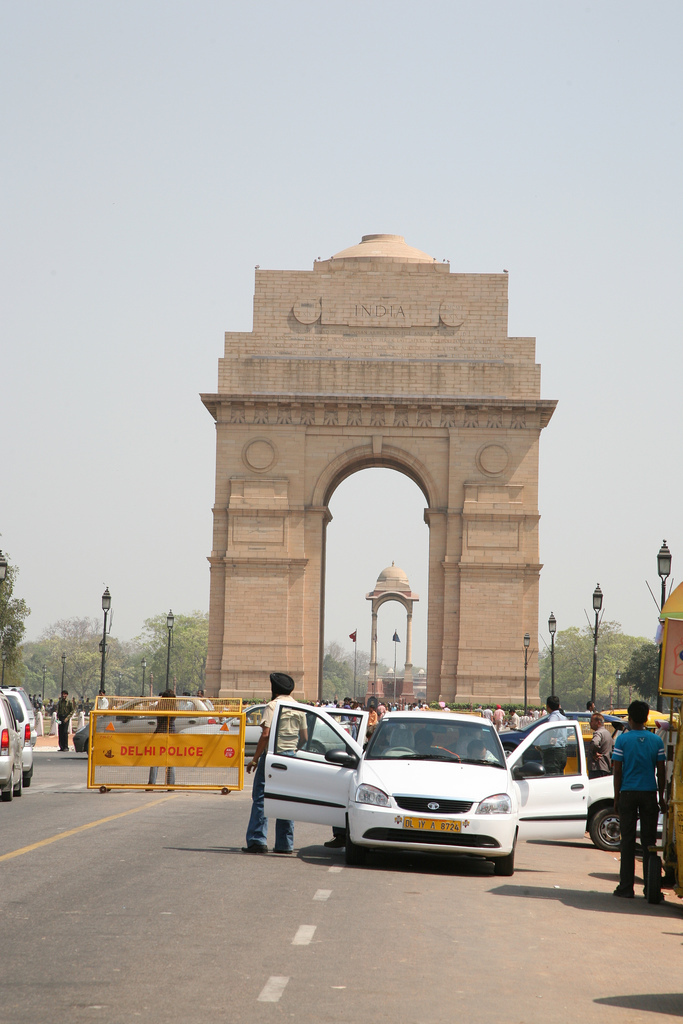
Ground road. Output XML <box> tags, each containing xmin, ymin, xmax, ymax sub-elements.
<box><xmin>1</xmin><ymin>751</ymin><xmax>682</xmax><ymax>1024</ymax></box>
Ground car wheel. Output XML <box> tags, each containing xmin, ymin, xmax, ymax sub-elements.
<box><xmin>493</xmin><ymin>838</ymin><xmax>516</xmax><ymax>876</ymax></box>
<box><xmin>13</xmin><ymin>771</ymin><xmax>22</xmax><ymax>797</ymax></box>
<box><xmin>344</xmin><ymin>824</ymin><xmax>368</xmax><ymax>866</ymax></box>
<box><xmin>646</xmin><ymin>854</ymin><xmax>663</xmax><ymax>904</ymax></box>
<box><xmin>589</xmin><ymin>806</ymin><xmax>621</xmax><ymax>851</ymax></box>
<box><xmin>1</xmin><ymin>777</ymin><xmax>14</xmax><ymax>802</ymax></box>
<box><xmin>23</xmin><ymin>773</ymin><xmax>31</xmax><ymax>787</ymax></box>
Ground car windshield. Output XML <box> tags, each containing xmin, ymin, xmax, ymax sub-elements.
<box><xmin>365</xmin><ymin>718</ymin><xmax>505</xmax><ymax>768</ymax></box>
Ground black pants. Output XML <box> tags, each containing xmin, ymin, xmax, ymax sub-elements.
<box><xmin>618</xmin><ymin>790</ymin><xmax>659</xmax><ymax>894</ymax></box>
<box><xmin>58</xmin><ymin>721</ymin><xmax>69</xmax><ymax>751</ymax></box>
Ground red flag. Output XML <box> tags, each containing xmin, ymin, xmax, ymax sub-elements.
<box><xmin>349</xmin><ymin>630</ymin><xmax>357</xmax><ymax>642</ymax></box>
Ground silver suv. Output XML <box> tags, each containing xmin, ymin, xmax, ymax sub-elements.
<box><xmin>0</xmin><ymin>691</ymin><xmax>23</xmax><ymax>801</ymax></box>
<box><xmin>1</xmin><ymin>686</ymin><xmax>37</xmax><ymax>745</ymax></box>
<box><xmin>3</xmin><ymin>690</ymin><xmax>34</xmax><ymax>787</ymax></box>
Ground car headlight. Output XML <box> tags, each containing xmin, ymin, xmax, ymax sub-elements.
<box><xmin>477</xmin><ymin>793</ymin><xmax>512</xmax><ymax>814</ymax></box>
<box><xmin>355</xmin><ymin>783</ymin><xmax>391</xmax><ymax>807</ymax></box>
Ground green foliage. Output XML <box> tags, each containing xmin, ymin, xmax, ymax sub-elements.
<box><xmin>322</xmin><ymin>640</ymin><xmax>385</xmax><ymax>701</ymax></box>
<box><xmin>619</xmin><ymin>641</ymin><xmax>660</xmax><ymax>703</ymax></box>
<box><xmin>0</xmin><ymin>556</ymin><xmax>31</xmax><ymax>683</ymax></box>
<box><xmin>539</xmin><ymin>621</ymin><xmax>652</xmax><ymax>711</ymax></box>
<box><xmin>135</xmin><ymin>611</ymin><xmax>209</xmax><ymax>694</ymax></box>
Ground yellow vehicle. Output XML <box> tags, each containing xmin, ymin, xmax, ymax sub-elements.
<box><xmin>609</xmin><ymin>709</ymin><xmax>676</xmax><ymax>730</ymax></box>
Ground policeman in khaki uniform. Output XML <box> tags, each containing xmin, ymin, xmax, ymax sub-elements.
<box><xmin>243</xmin><ymin>673</ymin><xmax>307</xmax><ymax>855</ymax></box>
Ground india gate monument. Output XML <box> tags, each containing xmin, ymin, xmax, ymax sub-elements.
<box><xmin>201</xmin><ymin>234</ymin><xmax>556</xmax><ymax>704</ymax></box>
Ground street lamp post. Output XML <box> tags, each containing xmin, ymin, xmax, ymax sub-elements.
<box><xmin>165</xmin><ymin>611</ymin><xmax>174</xmax><ymax>692</ymax></box>
<box><xmin>61</xmin><ymin>652</ymin><xmax>66</xmax><ymax>691</ymax></box>
<box><xmin>657</xmin><ymin>540</ymin><xmax>672</xmax><ymax>714</ymax></box>
<box><xmin>141</xmin><ymin>658</ymin><xmax>147</xmax><ymax>697</ymax></box>
<box><xmin>1</xmin><ymin>651</ymin><xmax>6</xmax><ymax>686</ymax></box>
<box><xmin>591</xmin><ymin>584</ymin><xmax>603</xmax><ymax>707</ymax></box>
<box><xmin>42</xmin><ymin>664</ymin><xmax>46</xmax><ymax>703</ymax></box>
<box><xmin>100</xmin><ymin>588</ymin><xmax>111</xmax><ymax>693</ymax></box>
<box><xmin>548</xmin><ymin>612</ymin><xmax>557</xmax><ymax>698</ymax></box>
<box><xmin>616</xmin><ymin>670</ymin><xmax>622</xmax><ymax>709</ymax></box>
<box><xmin>523</xmin><ymin>633</ymin><xmax>530</xmax><ymax>715</ymax></box>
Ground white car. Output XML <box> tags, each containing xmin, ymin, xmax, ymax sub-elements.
<box><xmin>2</xmin><ymin>690</ymin><xmax>34</xmax><ymax>787</ymax></box>
<box><xmin>1</xmin><ymin>686</ymin><xmax>37</xmax><ymax>746</ymax></box>
<box><xmin>263</xmin><ymin>707</ymin><xmax>589</xmax><ymax>875</ymax></box>
<box><xmin>0</xmin><ymin>690</ymin><xmax>23</xmax><ymax>801</ymax></box>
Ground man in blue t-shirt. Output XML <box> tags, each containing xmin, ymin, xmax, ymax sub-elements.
<box><xmin>612</xmin><ymin>700</ymin><xmax>667</xmax><ymax>899</ymax></box>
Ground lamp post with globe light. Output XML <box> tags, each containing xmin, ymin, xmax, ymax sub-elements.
<box><xmin>657</xmin><ymin>541</ymin><xmax>672</xmax><ymax>713</ymax></box>
<box><xmin>523</xmin><ymin>633</ymin><xmax>530</xmax><ymax>715</ymax></box>
<box><xmin>591</xmin><ymin>585</ymin><xmax>603</xmax><ymax>708</ymax></box>
<box><xmin>100</xmin><ymin>588</ymin><xmax>111</xmax><ymax>694</ymax></box>
<box><xmin>165</xmin><ymin>611</ymin><xmax>174</xmax><ymax>692</ymax></box>
<box><xmin>548</xmin><ymin>612</ymin><xmax>557</xmax><ymax>698</ymax></box>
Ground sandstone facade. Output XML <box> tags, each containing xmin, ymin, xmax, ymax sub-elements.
<box><xmin>202</xmin><ymin>234</ymin><xmax>555</xmax><ymax>704</ymax></box>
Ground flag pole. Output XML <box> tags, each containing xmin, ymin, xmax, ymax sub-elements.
<box><xmin>393</xmin><ymin>630</ymin><xmax>398</xmax><ymax>705</ymax></box>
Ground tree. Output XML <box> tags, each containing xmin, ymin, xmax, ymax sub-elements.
<box><xmin>39</xmin><ymin>618</ymin><xmax>105</xmax><ymax>701</ymax></box>
<box><xmin>135</xmin><ymin>611</ymin><xmax>209</xmax><ymax>694</ymax></box>
<box><xmin>539</xmin><ymin>621</ymin><xmax>651</xmax><ymax>711</ymax></box>
<box><xmin>0</xmin><ymin>553</ymin><xmax>31</xmax><ymax>683</ymax></box>
<box><xmin>619</xmin><ymin>642</ymin><xmax>660</xmax><ymax>703</ymax></box>
<box><xmin>322</xmin><ymin>640</ymin><xmax>387</xmax><ymax>701</ymax></box>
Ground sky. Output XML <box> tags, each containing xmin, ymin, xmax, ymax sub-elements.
<box><xmin>2</xmin><ymin>1</ymin><xmax>682</xmax><ymax>673</ymax></box>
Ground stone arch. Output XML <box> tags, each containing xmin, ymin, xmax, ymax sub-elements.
<box><xmin>202</xmin><ymin>232</ymin><xmax>555</xmax><ymax>705</ymax></box>
<box><xmin>312</xmin><ymin>442</ymin><xmax>439</xmax><ymax>510</ymax></box>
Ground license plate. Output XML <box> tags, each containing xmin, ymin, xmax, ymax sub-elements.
<box><xmin>402</xmin><ymin>817</ymin><xmax>461</xmax><ymax>833</ymax></box>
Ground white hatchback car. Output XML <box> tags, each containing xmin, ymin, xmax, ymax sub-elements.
<box><xmin>264</xmin><ymin>706</ymin><xmax>589</xmax><ymax>875</ymax></box>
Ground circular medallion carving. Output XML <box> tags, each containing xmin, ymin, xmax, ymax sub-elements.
<box><xmin>439</xmin><ymin>302</ymin><xmax>466</xmax><ymax>327</ymax></box>
<box><xmin>293</xmin><ymin>297</ymin><xmax>322</xmax><ymax>324</ymax></box>
<box><xmin>476</xmin><ymin>444</ymin><xmax>509</xmax><ymax>476</ymax></box>
<box><xmin>243</xmin><ymin>438</ymin><xmax>277</xmax><ymax>472</ymax></box>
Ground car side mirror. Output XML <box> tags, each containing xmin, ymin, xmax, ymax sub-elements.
<box><xmin>512</xmin><ymin>761</ymin><xmax>546</xmax><ymax>780</ymax></box>
<box><xmin>325</xmin><ymin>749</ymin><xmax>359</xmax><ymax>769</ymax></box>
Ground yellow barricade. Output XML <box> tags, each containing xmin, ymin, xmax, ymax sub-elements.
<box><xmin>87</xmin><ymin>695</ymin><xmax>245</xmax><ymax>792</ymax></box>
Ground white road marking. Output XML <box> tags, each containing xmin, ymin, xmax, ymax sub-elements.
<box><xmin>292</xmin><ymin>925</ymin><xmax>316</xmax><ymax>945</ymax></box>
<box><xmin>257</xmin><ymin>976</ymin><xmax>289</xmax><ymax>1002</ymax></box>
<box><xmin>328</xmin><ymin>865</ymin><xmax>342</xmax><ymax>873</ymax></box>
<box><xmin>313</xmin><ymin>889</ymin><xmax>332</xmax><ymax>901</ymax></box>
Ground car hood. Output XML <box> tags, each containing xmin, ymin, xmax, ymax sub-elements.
<box><xmin>359</xmin><ymin>758</ymin><xmax>511</xmax><ymax>803</ymax></box>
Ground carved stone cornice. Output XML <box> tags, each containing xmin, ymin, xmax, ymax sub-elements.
<box><xmin>201</xmin><ymin>393</ymin><xmax>556</xmax><ymax>430</ymax></box>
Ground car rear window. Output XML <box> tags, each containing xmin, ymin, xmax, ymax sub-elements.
<box><xmin>14</xmin><ymin>689</ymin><xmax>33</xmax><ymax>715</ymax></box>
<box><xmin>6</xmin><ymin>693</ymin><xmax>26</xmax><ymax>723</ymax></box>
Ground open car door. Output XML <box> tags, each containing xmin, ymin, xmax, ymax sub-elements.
<box><xmin>263</xmin><ymin>703</ymin><xmax>367</xmax><ymax>828</ymax></box>
<box><xmin>508</xmin><ymin>719</ymin><xmax>589</xmax><ymax>841</ymax></box>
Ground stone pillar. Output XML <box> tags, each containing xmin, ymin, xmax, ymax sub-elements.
<box><xmin>369</xmin><ymin>607</ymin><xmax>378</xmax><ymax>696</ymax></box>
<box><xmin>402</xmin><ymin>609</ymin><xmax>415</xmax><ymax>700</ymax></box>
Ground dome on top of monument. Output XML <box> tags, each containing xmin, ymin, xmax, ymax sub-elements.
<box><xmin>331</xmin><ymin>234</ymin><xmax>435</xmax><ymax>264</ymax></box>
<box><xmin>375</xmin><ymin>562</ymin><xmax>411</xmax><ymax>592</ymax></box>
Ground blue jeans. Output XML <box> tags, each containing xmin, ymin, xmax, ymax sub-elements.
<box><xmin>148</xmin><ymin>766</ymin><xmax>176</xmax><ymax>785</ymax></box>
<box><xmin>246</xmin><ymin>756</ymin><xmax>294</xmax><ymax>851</ymax></box>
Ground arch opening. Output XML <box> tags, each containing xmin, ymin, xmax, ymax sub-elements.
<box><xmin>321</xmin><ymin>468</ymin><xmax>429</xmax><ymax>704</ymax></box>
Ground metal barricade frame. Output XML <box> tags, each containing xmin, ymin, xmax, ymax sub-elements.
<box><xmin>87</xmin><ymin>695</ymin><xmax>245</xmax><ymax>792</ymax></box>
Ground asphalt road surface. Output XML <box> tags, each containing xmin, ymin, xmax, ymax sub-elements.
<box><xmin>1</xmin><ymin>752</ymin><xmax>682</xmax><ymax>1024</ymax></box>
